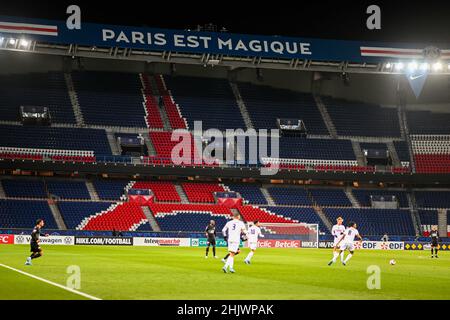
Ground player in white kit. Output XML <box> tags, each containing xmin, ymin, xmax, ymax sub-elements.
<box><xmin>221</xmin><ymin>212</ymin><xmax>247</xmax><ymax>273</ymax></box>
<box><xmin>328</xmin><ymin>221</ymin><xmax>362</xmax><ymax>266</ymax></box>
<box><xmin>244</xmin><ymin>221</ymin><xmax>264</xmax><ymax>264</ymax></box>
<box><xmin>330</xmin><ymin>217</ymin><xmax>346</xmax><ymax>263</ymax></box>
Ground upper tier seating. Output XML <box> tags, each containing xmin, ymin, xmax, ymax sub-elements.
<box><xmin>264</xmin><ymin>206</ymin><xmax>328</xmax><ymax>234</ymax></box>
<box><xmin>0</xmin><ymin>200</ymin><xmax>57</xmax><ymax>229</ymax></box>
<box><xmin>225</xmin><ymin>184</ymin><xmax>268</xmax><ymax>205</ymax></box>
<box><xmin>58</xmin><ymin>201</ymin><xmax>113</xmax><ymax>229</ymax></box>
<box><xmin>322</xmin><ymin>97</ymin><xmax>401</xmax><ymax>137</ymax></box>
<box><xmin>0</xmin><ymin>72</ymin><xmax>75</xmax><ymax>123</ymax></box>
<box><xmin>394</xmin><ymin>141</ymin><xmax>411</xmax><ymax>165</ymax></box>
<box><xmin>324</xmin><ymin>208</ymin><xmax>415</xmax><ymax>236</ymax></box>
<box><xmin>418</xmin><ymin>210</ymin><xmax>438</xmax><ymax>225</ymax></box>
<box><xmin>140</xmin><ymin>74</ymin><xmax>164</xmax><ymax>128</ymax></box>
<box><xmin>154</xmin><ymin>75</ymin><xmax>187</xmax><ymax>129</ymax></box>
<box><xmin>352</xmin><ymin>189</ymin><xmax>409</xmax><ymax>207</ymax></box>
<box><xmin>267</xmin><ymin>187</ymin><xmax>312</xmax><ymax>206</ymax></box>
<box><xmin>407</xmin><ymin>111</ymin><xmax>450</xmax><ymax>134</ymax></box>
<box><xmin>2</xmin><ymin>179</ymin><xmax>47</xmax><ymax>198</ymax></box>
<box><xmin>93</xmin><ymin>180</ymin><xmax>129</xmax><ymax>200</ymax></box>
<box><xmin>0</xmin><ymin>125</ymin><xmax>112</xmax><ymax>155</ymax></box>
<box><xmin>163</xmin><ymin>76</ymin><xmax>245</xmax><ymax>131</ymax></box>
<box><xmin>181</xmin><ymin>183</ymin><xmax>225</xmax><ymax>203</ymax></box>
<box><xmin>72</xmin><ymin>71</ymin><xmax>147</xmax><ymax>127</ymax></box>
<box><xmin>237</xmin><ymin>82</ymin><xmax>328</xmax><ymax>135</ymax></box>
<box><xmin>132</xmin><ymin>181</ymin><xmax>181</xmax><ymax>202</ymax></box>
<box><xmin>46</xmin><ymin>181</ymin><xmax>91</xmax><ymax>200</ymax></box>
<box><xmin>360</xmin><ymin>143</ymin><xmax>388</xmax><ymax>152</ymax></box>
<box><xmin>411</xmin><ymin>135</ymin><xmax>450</xmax><ymax>174</ymax></box>
<box><xmin>81</xmin><ymin>202</ymin><xmax>148</xmax><ymax>231</ymax></box>
<box><xmin>309</xmin><ymin>189</ymin><xmax>352</xmax><ymax>207</ymax></box>
<box><xmin>148</xmin><ymin>131</ymin><xmax>201</xmax><ymax>164</ymax></box>
<box><xmin>414</xmin><ymin>191</ymin><xmax>450</xmax><ymax>208</ymax></box>
<box><xmin>155</xmin><ymin>212</ymin><xmax>229</xmax><ymax>232</ymax></box>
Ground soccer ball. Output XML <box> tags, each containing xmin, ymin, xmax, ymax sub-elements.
<box><xmin>389</xmin><ymin>259</ymin><xmax>396</xmax><ymax>265</ymax></box>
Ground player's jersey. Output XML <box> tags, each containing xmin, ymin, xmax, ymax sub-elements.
<box><xmin>342</xmin><ymin>227</ymin><xmax>359</xmax><ymax>243</ymax></box>
<box><xmin>331</xmin><ymin>224</ymin><xmax>346</xmax><ymax>239</ymax></box>
<box><xmin>30</xmin><ymin>227</ymin><xmax>42</xmax><ymax>246</ymax></box>
<box><xmin>247</xmin><ymin>225</ymin><xmax>263</xmax><ymax>242</ymax></box>
<box><xmin>222</xmin><ymin>219</ymin><xmax>247</xmax><ymax>243</ymax></box>
<box><xmin>205</xmin><ymin>224</ymin><xmax>216</xmax><ymax>239</ymax></box>
<box><xmin>430</xmin><ymin>230</ymin><xmax>439</xmax><ymax>242</ymax></box>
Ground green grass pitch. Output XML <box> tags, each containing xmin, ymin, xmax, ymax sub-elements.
<box><xmin>0</xmin><ymin>245</ymin><xmax>449</xmax><ymax>300</ymax></box>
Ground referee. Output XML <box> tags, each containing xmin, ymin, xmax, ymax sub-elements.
<box><xmin>430</xmin><ymin>226</ymin><xmax>440</xmax><ymax>258</ymax></box>
<box><xmin>205</xmin><ymin>220</ymin><xmax>218</xmax><ymax>259</ymax></box>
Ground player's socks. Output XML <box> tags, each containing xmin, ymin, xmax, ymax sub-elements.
<box><xmin>331</xmin><ymin>251</ymin><xmax>339</xmax><ymax>263</ymax></box>
<box><xmin>25</xmin><ymin>257</ymin><xmax>32</xmax><ymax>265</ymax></box>
<box><xmin>229</xmin><ymin>257</ymin><xmax>234</xmax><ymax>270</ymax></box>
<box><xmin>213</xmin><ymin>247</ymin><xmax>216</xmax><ymax>257</ymax></box>
<box><xmin>246</xmin><ymin>251</ymin><xmax>254</xmax><ymax>262</ymax></box>
<box><xmin>31</xmin><ymin>253</ymin><xmax>41</xmax><ymax>260</ymax></box>
<box><xmin>206</xmin><ymin>247</ymin><xmax>209</xmax><ymax>257</ymax></box>
<box><xmin>343</xmin><ymin>253</ymin><xmax>353</xmax><ymax>264</ymax></box>
<box><xmin>340</xmin><ymin>251</ymin><xmax>345</xmax><ymax>262</ymax></box>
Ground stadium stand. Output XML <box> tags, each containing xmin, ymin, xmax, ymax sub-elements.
<box><xmin>181</xmin><ymin>183</ymin><xmax>225</xmax><ymax>203</ymax></box>
<box><xmin>237</xmin><ymin>206</ymin><xmax>296</xmax><ymax>223</ymax></box>
<box><xmin>394</xmin><ymin>141</ymin><xmax>412</xmax><ymax>165</ymax></box>
<box><xmin>155</xmin><ymin>212</ymin><xmax>229</xmax><ymax>232</ymax></box>
<box><xmin>154</xmin><ymin>75</ymin><xmax>187</xmax><ymax>129</ymax></box>
<box><xmin>131</xmin><ymin>181</ymin><xmax>181</xmax><ymax>202</ymax></box>
<box><xmin>406</xmin><ymin>111</ymin><xmax>450</xmax><ymax>135</ymax></box>
<box><xmin>237</xmin><ymin>82</ymin><xmax>329</xmax><ymax>135</ymax></box>
<box><xmin>0</xmin><ymin>72</ymin><xmax>75</xmax><ymax>123</ymax></box>
<box><xmin>263</xmin><ymin>206</ymin><xmax>328</xmax><ymax>234</ymax></box>
<box><xmin>93</xmin><ymin>180</ymin><xmax>129</xmax><ymax>201</ymax></box>
<box><xmin>0</xmin><ymin>200</ymin><xmax>57</xmax><ymax>229</ymax></box>
<box><xmin>324</xmin><ymin>208</ymin><xmax>415</xmax><ymax>236</ymax></box>
<box><xmin>58</xmin><ymin>201</ymin><xmax>114</xmax><ymax>229</ymax></box>
<box><xmin>163</xmin><ymin>75</ymin><xmax>245</xmax><ymax>131</ymax></box>
<box><xmin>46</xmin><ymin>181</ymin><xmax>91</xmax><ymax>200</ymax></box>
<box><xmin>414</xmin><ymin>191</ymin><xmax>450</xmax><ymax>208</ymax></box>
<box><xmin>352</xmin><ymin>189</ymin><xmax>409</xmax><ymax>208</ymax></box>
<box><xmin>411</xmin><ymin>135</ymin><xmax>450</xmax><ymax>173</ymax></box>
<box><xmin>2</xmin><ymin>179</ymin><xmax>47</xmax><ymax>198</ymax></box>
<box><xmin>321</xmin><ymin>97</ymin><xmax>401</xmax><ymax>137</ymax></box>
<box><xmin>225</xmin><ymin>184</ymin><xmax>268</xmax><ymax>205</ymax></box>
<box><xmin>309</xmin><ymin>188</ymin><xmax>352</xmax><ymax>207</ymax></box>
<box><xmin>71</xmin><ymin>71</ymin><xmax>147</xmax><ymax>127</ymax></box>
<box><xmin>267</xmin><ymin>187</ymin><xmax>312</xmax><ymax>206</ymax></box>
<box><xmin>418</xmin><ymin>210</ymin><xmax>438</xmax><ymax>235</ymax></box>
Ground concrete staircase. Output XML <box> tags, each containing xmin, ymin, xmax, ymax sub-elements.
<box><xmin>144</xmin><ymin>135</ymin><xmax>157</xmax><ymax>156</ymax></box>
<box><xmin>438</xmin><ymin>209</ymin><xmax>448</xmax><ymax>238</ymax></box>
<box><xmin>0</xmin><ymin>182</ymin><xmax>6</xmax><ymax>199</ymax></box>
<box><xmin>148</xmin><ymin>74</ymin><xmax>172</xmax><ymax>131</ymax></box>
<box><xmin>345</xmin><ymin>187</ymin><xmax>360</xmax><ymax>208</ymax></box>
<box><xmin>49</xmin><ymin>202</ymin><xmax>67</xmax><ymax>230</ymax></box>
<box><xmin>175</xmin><ymin>184</ymin><xmax>190</xmax><ymax>204</ymax></box>
<box><xmin>86</xmin><ymin>181</ymin><xmax>100</xmax><ymax>201</ymax></box>
<box><xmin>260</xmin><ymin>187</ymin><xmax>276</xmax><ymax>206</ymax></box>
<box><xmin>399</xmin><ymin>107</ymin><xmax>416</xmax><ymax>172</ymax></box>
<box><xmin>407</xmin><ymin>191</ymin><xmax>420</xmax><ymax>236</ymax></box>
<box><xmin>106</xmin><ymin>130</ymin><xmax>121</xmax><ymax>155</ymax></box>
<box><xmin>229</xmin><ymin>82</ymin><xmax>254</xmax><ymax>130</ymax></box>
<box><xmin>142</xmin><ymin>206</ymin><xmax>161</xmax><ymax>231</ymax></box>
<box><xmin>313</xmin><ymin>95</ymin><xmax>337</xmax><ymax>138</ymax></box>
<box><xmin>64</xmin><ymin>73</ymin><xmax>84</xmax><ymax>127</ymax></box>
<box><xmin>312</xmin><ymin>204</ymin><xmax>333</xmax><ymax>234</ymax></box>
<box><xmin>387</xmin><ymin>141</ymin><xmax>402</xmax><ymax>167</ymax></box>
<box><xmin>351</xmin><ymin>140</ymin><xmax>366</xmax><ymax>166</ymax></box>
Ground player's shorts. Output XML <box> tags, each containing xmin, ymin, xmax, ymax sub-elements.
<box><xmin>207</xmin><ymin>237</ymin><xmax>216</xmax><ymax>246</ymax></box>
<box><xmin>30</xmin><ymin>243</ymin><xmax>41</xmax><ymax>253</ymax></box>
<box><xmin>339</xmin><ymin>242</ymin><xmax>355</xmax><ymax>251</ymax></box>
<box><xmin>227</xmin><ymin>241</ymin><xmax>240</xmax><ymax>253</ymax></box>
<box><xmin>333</xmin><ymin>238</ymin><xmax>341</xmax><ymax>247</ymax></box>
<box><xmin>248</xmin><ymin>242</ymin><xmax>258</xmax><ymax>250</ymax></box>
<box><xmin>431</xmin><ymin>240</ymin><xmax>438</xmax><ymax>247</ymax></box>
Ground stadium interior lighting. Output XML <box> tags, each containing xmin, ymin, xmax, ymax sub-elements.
<box><xmin>420</xmin><ymin>63</ymin><xmax>430</xmax><ymax>71</ymax></box>
<box><xmin>385</xmin><ymin>62</ymin><xmax>392</xmax><ymax>69</ymax></box>
<box><xmin>19</xmin><ymin>39</ymin><xmax>29</xmax><ymax>47</ymax></box>
<box><xmin>8</xmin><ymin>38</ymin><xmax>16</xmax><ymax>45</ymax></box>
<box><xmin>408</xmin><ymin>61</ymin><xmax>418</xmax><ymax>71</ymax></box>
<box><xmin>394</xmin><ymin>62</ymin><xmax>404</xmax><ymax>71</ymax></box>
<box><xmin>0</xmin><ymin>37</ymin><xmax>3</xmax><ymax>45</ymax></box>
<box><xmin>432</xmin><ymin>61</ymin><xmax>443</xmax><ymax>71</ymax></box>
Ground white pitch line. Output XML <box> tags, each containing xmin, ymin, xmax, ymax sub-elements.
<box><xmin>0</xmin><ymin>263</ymin><xmax>101</xmax><ymax>300</ymax></box>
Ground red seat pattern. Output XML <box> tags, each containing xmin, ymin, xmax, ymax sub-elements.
<box><xmin>131</xmin><ymin>181</ymin><xmax>181</xmax><ymax>202</ymax></box>
<box><xmin>181</xmin><ymin>183</ymin><xmax>225</xmax><ymax>203</ymax></box>
<box><xmin>415</xmin><ymin>155</ymin><xmax>450</xmax><ymax>173</ymax></box>
<box><xmin>82</xmin><ymin>202</ymin><xmax>147</xmax><ymax>231</ymax></box>
<box><xmin>155</xmin><ymin>75</ymin><xmax>187</xmax><ymax>129</ymax></box>
<box><xmin>238</xmin><ymin>206</ymin><xmax>295</xmax><ymax>223</ymax></box>
<box><xmin>0</xmin><ymin>153</ymin><xmax>43</xmax><ymax>161</ymax></box>
<box><xmin>140</xmin><ymin>74</ymin><xmax>164</xmax><ymax>129</ymax></box>
<box><xmin>148</xmin><ymin>203</ymin><xmax>233</xmax><ymax>216</ymax></box>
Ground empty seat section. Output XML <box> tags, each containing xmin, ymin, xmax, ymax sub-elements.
<box><xmin>93</xmin><ymin>180</ymin><xmax>129</xmax><ymax>200</ymax></box>
<box><xmin>132</xmin><ymin>181</ymin><xmax>181</xmax><ymax>202</ymax></box>
<box><xmin>267</xmin><ymin>187</ymin><xmax>312</xmax><ymax>206</ymax></box>
<box><xmin>155</xmin><ymin>212</ymin><xmax>229</xmax><ymax>232</ymax></box>
<box><xmin>324</xmin><ymin>208</ymin><xmax>415</xmax><ymax>236</ymax></box>
<box><xmin>352</xmin><ymin>189</ymin><xmax>409</xmax><ymax>207</ymax></box>
<box><xmin>238</xmin><ymin>206</ymin><xmax>295</xmax><ymax>223</ymax></box>
<box><xmin>164</xmin><ymin>76</ymin><xmax>245</xmax><ymax>131</ymax></box>
<box><xmin>2</xmin><ymin>179</ymin><xmax>47</xmax><ymax>198</ymax></box>
<box><xmin>411</xmin><ymin>135</ymin><xmax>450</xmax><ymax>173</ymax></box>
<box><xmin>0</xmin><ymin>200</ymin><xmax>56</xmax><ymax>229</ymax></box>
<box><xmin>154</xmin><ymin>75</ymin><xmax>187</xmax><ymax>129</ymax></box>
<box><xmin>46</xmin><ymin>181</ymin><xmax>91</xmax><ymax>200</ymax></box>
<box><xmin>72</xmin><ymin>71</ymin><xmax>147</xmax><ymax>127</ymax></box>
<box><xmin>0</xmin><ymin>72</ymin><xmax>75</xmax><ymax>123</ymax></box>
<box><xmin>237</xmin><ymin>82</ymin><xmax>328</xmax><ymax>135</ymax></box>
<box><xmin>278</xmin><ymin>137</ymin><xmax>356</xmax><ymax>160</ymax></box>
<box><xmin>322</xmin><ymin>96</ymin><xmax>401</xmax><ymax>137</ymax></box>
<box><xmin>226</xmin><ymin>184</ymin><xmax>267</xmax><ymax>205</ymax></box>
<box><xmin>414</xmin><ymin>191</ymin><xmax>450</xmax><ymax>208</ymax></box>
<box><xmin>181</xmin><ymin>183</ymin><xmax>225</xmax><ymax>203</ymax></box>
<box><xmin>394</xmin><ymin>141</ymin><xmax>411</xmax><ymax>165</ymax></box>
<box><xmin>264</xmin><ymin>206</ymin><xmax>328</xmax><ymax>234</ymax></box>
<box><xmin>309</xmin><ymin>189</ymin><xmax>351</xmax><ymax>207</ymax></box>
<box><xmin>149</xmin><ymin>131</ymin><xmax>199</xmax><ymax>164</ymax></box>
<box><xmin>58</xmin><ymin>201</ymin><xmax>113</xmax><ymax>229</ymax></box>
<box><xmin>407</xmin><ymin>111</ymin><xmax>450</xmax><ymax>135</ymax></box>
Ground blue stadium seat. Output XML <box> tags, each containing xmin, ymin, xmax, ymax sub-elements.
<box><xmin>46</xmin><ymin>181</ymin><xmax>91</xmax><ymax>200</ymax></box>
<box><xmin>2</xmin><ymin>179</ymin><xmax>47</xmax><ymax>198</ymax></box>
<box><xmin>226</xmin><ymin>184</ymin><xmax>267</xmax><ymax>205</ymax></box>
<box><xmin>58</xmin><ymin>201</ymin><xmax>113</xmax><ymax>229</ymax></box>
<box><xmin>0</xmin><ymin>200</ymin><xmax>57</xmax><ymax>229</ymax></box>
<box><xmin>352</xmin><ymin>189</ymin><xmax>409</xmax><ymax>207</ymax></box>
<box><xmin>93</xmin><ymin>180</ymin><xmax>129</xmax><ymax>200</ymax></box>
<box><xmin>156</xmin><ymin>212</ymin><xmax>229</xmax><ymax>232</ymax></box>
<box><xmin>268</xmin><ymin>187</ymin><xmax>312</xmax><ymax>206</ymax></box>
<box><xmin>407</xmin><ymin>111</ymin><xmax>450</xmax><ymax>134</ymax></box>
<box><xmin>309</xmin><ymin>189</ymin><xmax>351</xmax><ymax>207</ymax></box>
<box><xmin>414</xmin><ymin>191</ymin><xmax>450</xmax><ymax>208</ymax></box>
<box><xmin>394</xmin><ymin>141</ymin><xmax>411</xmax><ymax>163</ymax></box>
<box><xmin>264</xmin><ymin>206</ymin><xmax>328</xmax><ymax>234</ymax></box>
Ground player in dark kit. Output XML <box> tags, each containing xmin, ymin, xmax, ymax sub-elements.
<box><xmin>430</xmin><ymin>226</ymin><xmax>440</xmax><ymax>258</ymax></box>
<box><xmin>205</xmin><ymin>220</ymin><xmax>218</xmax><ymax>259</ymax></box>
<box><xmin>25</xmin><ymin>219</ymin><xmax>49</xmax><ymax>265</ymax></box>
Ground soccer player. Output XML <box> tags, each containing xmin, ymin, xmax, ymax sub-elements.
<box><xmin>331</xmin><ymin>217</ymin><xmax>346</xmax><ymax>262</ymax></box>
<box><xmin>25</xmin><ymin>219</ymin><xmax>49</xmax><ymax>266</ymax></box>
<box><xmin>205</xmin><ymin>220</ymin><xmax>218</xmax><ymax>259</ymax></box>
<box><xmin>328</xmin><ymin>221</ymin><xmax>362</xmax><ymax>266</ymax></box>
<box><xmin>430</xmin><ymin>226</ymin><xmax>440</xmax><ymax>258</ymax></box>
<box><xmin>221</xmin><ymin>212</ymin><xmax>247</xmax><ymax>273</ymax></box>
<box><xmin>244</xmin><ymin>221</ymin><xmax>264</xmax><ymax>264</ymax></box>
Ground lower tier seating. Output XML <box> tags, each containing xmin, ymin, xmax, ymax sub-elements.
<box><xmin>414</xmin><ymin>191</ymin><xmax>450</xmax><ymax>208</ymax></box>
<box><xmin>225</xmin><ymin>184</ymin><xmax>268</xmax><ymax>205</ymax></box>
<box><xmin>263</xmin><ymin>206</ymin><xmax>328</xmax><ymax>234</ymax></box>
<box><xmin>155</xmin><ymin>212</ymin><xmax>230</xmax><ymax>232</ymax></box>
<box><xmin>267</xmin><ymin>187</ymin><xmax>312</xmax><ymax>206</ymax></box>
<box><xmin>237</xmin><ymin>206</ymin><xmax>295</xmax><ymax>224</ymax></box>
<box><xmin>352</xmin><ymin>189</ymin><xmax>409</xmax><ymax>208</ymax></box>
<box><xmin>0</xmin><ymin>200</ymin><xmax>57</xmax><ymax>229</ymax></box>
<box><xmin>131</xmin><ymin>181</ymin><xmax>181</xmax><ymax>202</ymax></box>
<box><xmin>58</xmin><ymin>201</ymin><xmax>113</xmax><ymax>229</ymax></box>
<box><xmin>2</xmin><ymin>179</ymin><xmax>47</xmax><ymax>198</ymax></box>
<box><xmin>181</xmin><ymin>183</ymin><xmax>225</xmax><ymax>203</ymax></box>
<box><xmin>46</xmin><ymin>181</ymin><xmax>91</xmax><ymax>200</ymax></box>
